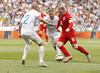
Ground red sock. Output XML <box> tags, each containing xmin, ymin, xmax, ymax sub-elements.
<box><xmin>59</xmin><ymin>46</ymin><xmax>70</xmax><ymax>57</ymax></box>
<box><xmin>46</xmin><ymin>35</ymin><xmax>48</xmax><ymax>42</ymax></box>
<box><xmin>77</xmin><ymin>46</ymin><xmax>89</xmax><ymax>55</ymax></box>
<box><xmin>39</xmin><ymin>34</ymin><xmax>42</xmax><ymax>38</ymax></box>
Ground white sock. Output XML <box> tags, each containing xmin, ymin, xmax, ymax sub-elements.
<box><xmin>22</xmin><ymin>44</ymin><xmax>30</xmax><ymax>60</ymax></box>
<box><xmin>39</xmin><ymin>46</ymin><xmax>44</xmax><ymax>63</ymax></box>
<box><xmin>56</xmin><ymin>45</ymin><xmax>61</xmax><ymax>55</ymax></box>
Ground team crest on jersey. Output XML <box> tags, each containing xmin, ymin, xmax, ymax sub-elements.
<box><xmin>63</xmin><ymin>16</ymin><xmax>65</xmax><ymax>21</ymax></box>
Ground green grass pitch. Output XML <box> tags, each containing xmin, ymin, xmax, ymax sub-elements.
<box><xmin>0</xmin><ymin>39</ymin><xmax>100</xmax><ymax>73</ymax></box>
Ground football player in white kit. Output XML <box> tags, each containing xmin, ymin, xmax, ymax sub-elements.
<box><xmin>44</xmin><ymin>9</ymin><xmax>63</xmax><ymax>59</ymax></box>
<box><xmin>19</xmin><ymin>4</ymin><xmax>55</xmax><ymax>67</ymax></box>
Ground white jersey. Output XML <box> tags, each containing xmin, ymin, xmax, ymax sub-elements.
<box><xmin>21</xmin><ymin>9</ymin><xmax>40</xmax><ymax>35</ymax></box>
<box><xmin>45</xmin><ymin>15</ymin><xmax>59</xmax><ymax>36</ymax></box>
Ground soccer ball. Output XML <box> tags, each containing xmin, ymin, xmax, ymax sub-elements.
<box><xmin>56</xmin><ymin>54</ymin><xmax>64</xmax><ymax>61</ymax></box>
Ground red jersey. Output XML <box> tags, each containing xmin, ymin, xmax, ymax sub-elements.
<box><xmin>40</xmin><ymin>14</ymin><xmax>47</xmax><ymax>32</ymax></box>
<box><xmin>56</xmin><ymin>12</ymin><xmax>75</xmax><ymax>37</ymax></box>
<box><xmin>41</xmin><ymin>14</ymin><xmax>46</xmax><ymax>18</ymax></box>
<box><xmin>40</xmin><ymin>14</ymin><xmax>47</xmax><ymax>26</ymax></box>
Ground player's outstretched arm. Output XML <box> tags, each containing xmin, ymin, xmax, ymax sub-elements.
<box><xmin>37</xmin><ymin>16</ymin><xmax>55</xmax><ymax>26</ymax></box>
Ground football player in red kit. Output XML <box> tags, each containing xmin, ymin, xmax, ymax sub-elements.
<box><xmin>39</xmin><ymin>10</ymin><xmax>48</xmax><ymax>44</ymax></box>
<box><xmin>56</xmin><ymin>7</ymin><xmax>91</xmax><ymax>63</ymax></box>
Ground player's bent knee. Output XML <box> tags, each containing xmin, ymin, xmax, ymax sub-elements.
<box><xmin>54</xmin><ymin>38</ymin><xmax>59</xmax><ymax>45</ymax></box>
<box><xmin>39</xmin><ymin>42</ymin><xmax>44</xmax><ymax>46</ymax></box>
<box><xmin>54</xmin><ymin>40</ymin><xmax>57</xmax><ymax>45</ymax></box>
<box><xmin>72</xmin><ymin>44</ymin><xmax>78</xmax><ymax>49</ymax></box>
<box><xmin>57</xmin><ymin>43</ymin><xmax>60</xmax><ymax>47</ymax></box>
<box><xmin>57</xmin><ymin>42</ymin><xmax>63</xmax><ymax>48</ymax></box>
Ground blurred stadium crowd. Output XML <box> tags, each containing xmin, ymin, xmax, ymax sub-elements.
<box><xmin>0</xmin><ymin>0</ymin><xmax>100</xmax><ymax>32</ymax></box>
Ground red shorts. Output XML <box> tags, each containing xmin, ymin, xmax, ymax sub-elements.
<box><xmin>58</xmin><ymin>36</ymin><xmax>77</xmax><ymax>45</ymax></box>
<box><xmin>40</xmin><ymin>24</ymin><xmax>47</xmax><ymax>32</ymax></box>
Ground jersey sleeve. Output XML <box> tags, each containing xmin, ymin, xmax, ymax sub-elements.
<box><xmin>35</xmin><ymin>11</ymin><xmax>40</xmax><ymax>18</ymax></box>
<box><xmin>66</xmin><ymin>13</ymin><xmax>73</xmax><ymax>29</ymax></box>
<box><xmin>66</xmin><ymin>13</ymin><xmax>72</xmax><ymax>22</ymax></box>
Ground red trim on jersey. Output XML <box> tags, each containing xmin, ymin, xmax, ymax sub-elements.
<box><xmin>41</xmin><ymin>14</ymin><xmax>46</xmax><ymax>18</ymax></box>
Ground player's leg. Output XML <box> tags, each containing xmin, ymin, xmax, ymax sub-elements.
<box><xmin>57</xmin><ymin>37</ymin><xmax>72</xmax><ymax>63</ymax></box>
<box><xmin>21</xmin><ymin>35</ymin><xmax>32</xmax><ymax>65</ymax></box>
<box><xmin>57</xmin><ymin>37</ymin><xmax>70</xmax><ymax>57</ymax></box>
<box><xmin>55</xmin><ymin>45</ymin><xmax>62</xmax><ymax>55</ymax></box>
<box><xmin>72</xmin><ymin>44</ymin><xmax>91</xmax><ymax>62</ymax></box>
<box><xmin>54</xmin><ymin>36</ymin><xmax>64</xmax><ymax>61</ymax></box>
<box><xmin>39</xmin><ymin>25</ymin><xmax>43</xmax><ymax>38</ymax></box>
<box><xmin>49</xmin><ymin>35</ymin><xmax>61</xmax><ymax>55</ymax></box>
<box><xmin>69</xmin><ymin>36</ymin><xmax>91</xmax><ymax>62</ymax></box>
<box><xmin>49</xmin><ymin>36</ymin><xmax>56</xmax><ymax>50</ymax></box>
<box><xmin>54</xmin><ymin>37</ymin><xmax>59</xmax><ymax>45</ymax></box>
<box><xmin>44</xmin><ymin>25</ymin><xmax>48</xmax><ymax>44</ymax></box>
<box><xmin>54</xmin><ymin>32</ymin><xmax>62</xmax><ymax>55</ymax></box>
<box><xmin>30</xmin><ymin>32</ymin><xmax>48</xmax><ymax>67</ymax></box>
<box><xmin>57</xmin><ymin>41</ymin><xmax>72</xmax><ymax>63</ymax></box>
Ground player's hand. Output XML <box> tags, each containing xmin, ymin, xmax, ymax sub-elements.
<box><xmin>34</xmin><ymin>26</ymin><xmax>40</xmax><ymax>32</ymax></box>
<box><xmin>52</xmin><ymin>24</ymin><xmax>56</xmax><ymax>26</ymax></box>
<box><xmin>66</xmin><ymin>28</ymin><xmax>70</xmax><ymax>33</ymax></box>
<box><xmin>19</xmin><ymin>34</ymin><xmax>22</xmax><ymax>38</ymax></box>
<box><xmin>43</xmin><ymin>24</ymin><xmax>46</xmax><ymax>27</ymax></box>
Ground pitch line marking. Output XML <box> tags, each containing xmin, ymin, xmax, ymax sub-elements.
<box><xmin>0</xmin><ymin>60</ymin><xmax>100</xmax><ymax>66</ymax></box>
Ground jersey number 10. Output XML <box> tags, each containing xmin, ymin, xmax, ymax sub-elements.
<box><xmin>23</xmin><ymin>15</ymin><xmax>30</xmax><ymax>24</ymax></box>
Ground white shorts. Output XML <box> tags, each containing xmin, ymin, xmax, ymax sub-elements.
<box><xmin>49</xmin><ymin>32</ymin><xmax>60</xmax><ymax>46</ymax></box>
<box><xmin>22</xmin><ymin>32</ymin><xmax>42</xmax><ymax>45</ymax></box>
<box><xmin>54</xmin><ymin>32</ymin><xmax>60</xmax><ymax>39</ymax></box>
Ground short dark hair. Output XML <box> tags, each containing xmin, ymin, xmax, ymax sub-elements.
<box><xmin>58</xmin><ymin>7</ymin><xmax>65</xmax><ymax>10</ymax></box>
<box><xmin>48</xmin><ymin>9</ymin><xmax>54</xmax><ymax>12</ymax></box>
<box><xmin>31</xmin><ymin>4</ymin><xmax>38</xmax><ymax>9</ymax></box>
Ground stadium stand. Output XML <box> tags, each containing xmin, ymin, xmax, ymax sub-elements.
<box><xmin>0</xmin><ymin>0</ymin><xmax>100</xmax><ymax>32</ymax></box>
